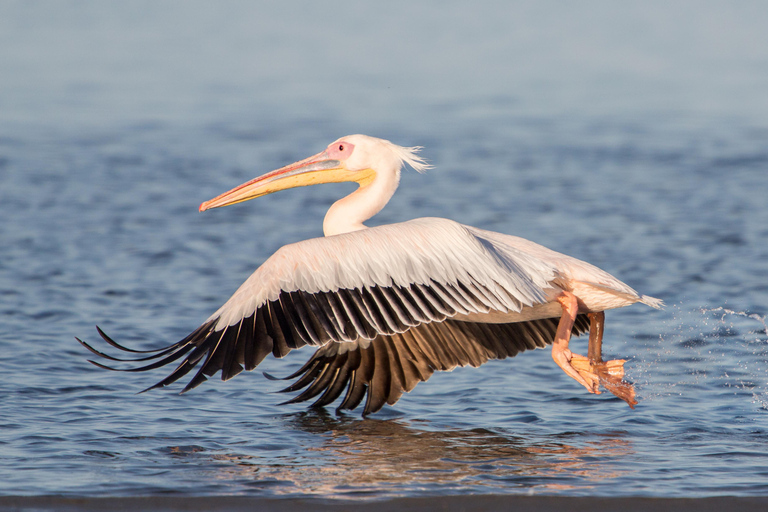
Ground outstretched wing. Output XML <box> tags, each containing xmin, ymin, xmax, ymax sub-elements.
<box><xmin>272</xmin><ymin>315</ymin><xmax>590</xmax><ymax>415</ymax></box>
<box><xmin>79</xmin><ymin>218</ymin><xmax>566</xmax><ymax>398</ymax></box>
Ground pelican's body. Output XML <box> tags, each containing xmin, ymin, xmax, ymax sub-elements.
<box><xmin>81</xmin><ymin>135</ymin><xmax>661</xmax><ymax>414</ymax></box>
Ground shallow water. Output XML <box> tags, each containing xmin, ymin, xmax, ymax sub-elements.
<box><xmin>2</xmin><ymin>0</ymin><xmax>768</xmax><ymax>499</ymax></box>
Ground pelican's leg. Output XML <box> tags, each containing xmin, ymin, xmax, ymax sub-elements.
<box><xmin>587</xmin><ymin>311</ymin><xmax>604</xmax><ymax>363</ymax></box>
<box><xmin>551</xmin><ymin>291</ymin><xmax>601</xmax><ymax>393</ymax></box>
<box><xmin>571</xmin><ymin>309</ymin><xmax>638</xmax><ymax>408</ymax></box>
<box><xmin>588</xmin><ymin>312</ymin><xmax>637</xmax><ymax>407</ymax></box>
<box><xmin>551</xmin><ymin>293</ymin><xmax>638</xmax><ymax>407</ymax></box>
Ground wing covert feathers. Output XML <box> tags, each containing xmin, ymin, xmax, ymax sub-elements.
<box><xmin>208</xmin><ymin>218</ymin><xmax>558</xmax><ymax>330</ymax></box>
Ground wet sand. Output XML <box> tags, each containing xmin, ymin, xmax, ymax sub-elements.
<box><xmin>2</xmin><ymin>496</ymin><xmax>767</xmax><ymax>512</ymax></box>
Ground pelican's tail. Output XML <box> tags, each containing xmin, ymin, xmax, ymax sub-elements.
<box><xmin>640</xmin><ymin>295</ymin><xmax>664</xmax><ymax>309</ymax></box>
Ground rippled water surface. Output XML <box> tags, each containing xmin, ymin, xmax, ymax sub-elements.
<box><xmin>2</xmin><ymin>1</ymin><xmax>768</xmax><ymax>499</ymax></box>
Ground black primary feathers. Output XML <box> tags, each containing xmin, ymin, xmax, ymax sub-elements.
<box><xmin>79</xmin><ymin>284</ymin><xmax>589</xmax><ymax>415</ymax></box>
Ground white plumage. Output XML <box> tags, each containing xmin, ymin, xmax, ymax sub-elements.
<box><xmin>80</xmin><ymin>134</ymin><xmax>661</xmax><ymax>414</ymax></box>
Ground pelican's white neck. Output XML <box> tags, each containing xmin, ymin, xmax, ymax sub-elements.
<box><xmin>319</xmin><ymin>135</ymin><xmax>429</xmax><ymax>236</ymax></box>
<box><xmin>323</xmin><ymin>168</ymin><xmax>399</xmax><ymax>237</ymax></box>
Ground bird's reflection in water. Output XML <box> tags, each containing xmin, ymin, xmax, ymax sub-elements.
<box><xmin>203</xmin><ymin>409</ymin><xmax>632</xmax><ymax>497</ymax></box>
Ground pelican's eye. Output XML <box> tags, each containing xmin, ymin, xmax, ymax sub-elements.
<box><xmin>327</xmin><ymin>141</ymin><xmax>355</xmax><ymax>160</ymax></box>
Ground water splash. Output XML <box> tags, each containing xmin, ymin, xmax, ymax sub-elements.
<box><xmin>704</xmin><ymin>307</ymin><xmax>768</xmax><ymax>409</ymax></box>
<box><xmin>704</xmin><ymin>307</ymin><xmax>768</xmax><ymax>338</ymax></box>
<box><xmin>629</xmin><ymin>304</ymin><xmax>768</xmax><ymax>411</ymax></box>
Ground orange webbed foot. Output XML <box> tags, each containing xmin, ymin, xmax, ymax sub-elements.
<box><xmin>571</xmin><ymin>355</ymin><xmax>637</xmax><ymax>408</ymax></box>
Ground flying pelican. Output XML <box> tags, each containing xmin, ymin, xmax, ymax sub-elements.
<box><xmin>79</xmin><ymin>134</ymin><xmax>662</xmax><ymax>414</ymax></box>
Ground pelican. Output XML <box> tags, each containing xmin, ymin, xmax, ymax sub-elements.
<box><xmin>79</xmin><ymin>134</ymin><xmax>662</xmax><ymax>414</ymax></box>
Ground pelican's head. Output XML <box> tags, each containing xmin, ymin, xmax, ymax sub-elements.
<box><xmin>199</xmin><ymin>134</ymin><xmax>429</xmax><ymax>212</ymax></box>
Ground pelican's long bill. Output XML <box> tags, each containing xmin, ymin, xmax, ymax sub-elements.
<box><xmin>199</xmin><ymin>150</ymin><xmax>375</xmax><ymax>212</ymax></box>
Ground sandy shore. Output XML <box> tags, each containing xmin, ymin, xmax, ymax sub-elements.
<box><xmin>2</xmin><ymin>496</ymin><xmax>768</xmax><ymax>512</ymax></box>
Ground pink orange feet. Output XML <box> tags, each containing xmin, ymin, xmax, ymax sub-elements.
<box><xmin>551</xmin><ymin>291</ymin><xmax>638</xmax><ymax>408</ymax></box>
<box><xmin>570</xmin><ymin>355</ymin><xmax>637</xmax><ymax>408</ymax></box>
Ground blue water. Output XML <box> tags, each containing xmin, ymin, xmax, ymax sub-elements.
<box><xmin>2</xmin><ymin>0</ymin><xmax>768</xmax><ymax>499</ymax></box>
